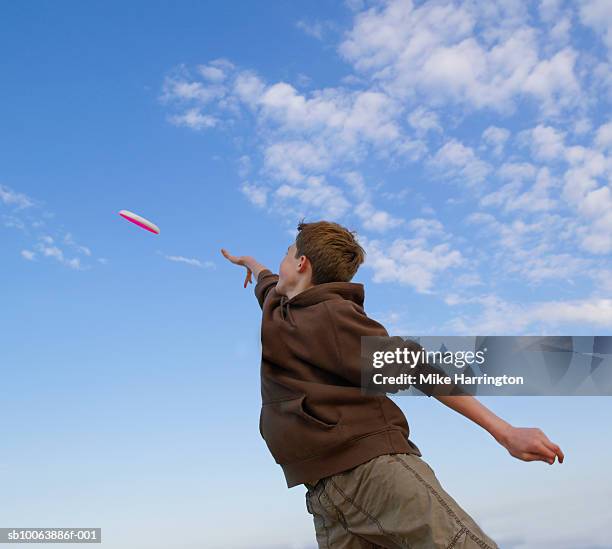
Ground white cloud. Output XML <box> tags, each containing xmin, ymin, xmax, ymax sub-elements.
<box><xmin>430</xmin><ymin>139</ymin><xmax>492</xmax><ymax>186</ymax></box>
<box><xmin>337</xmin><ymin>0</ymin><xmax>582</xmax><ymax>116</ymax></box>
<box><xmin>168</xmin><ymin>108</ymin><xmax>218</xmax><ymax>130</ymax></box>
<box><xmin>407</xmin><ymin>217</ymin><xmax>448</xmax><ymax>242</ymax></box>
<box><xmin>160</xmin><ymin>66</ymin><xmax>226</xmax><ymax>104</ymax></box>
<box><xmin>0</xmin><ymin>184</ymin><xmax>34</xmax><ymax>209</ymax></box>
<box><xmin>511</xmin><ymin>167</ymin><xmax>558</xmax><ymax>212</ymax></box>
<box><xmin>237</xmin><ymin>155</ymin><xmax>251</xmax><ymax>178</ymax></box>
<box><xmin>480</xmin><ymin>166</ymin><xmax>558</xmax><ymax>212</ymax></box>
<box><xmin>342</xmin><ymin>171</ymin><xmax>404</xmax><ymax>233</ymax></box>
<box><xmin>361</xmin><ymin>234</ymin><xmax>464</xmax><ymax>294</ymax></box>
<box><xmin>20</xmin><ymin>250</ymin><xmax>35</xmax><ymax>261</ymax></box>
<box><xmin>559</xmin><ymin>148</ymin><xmax>612</xmax><ymax>255</ymax></box>
<box><xmin>594</xmin><ymin>120</ymin><xmax>612</xmax><ymax>150</ymax></box>
<box><xmin>240</xmin><ymin>182</ymin><xmax>268</xmax><ymax>208</ymax></box>
<box><xmin>164</xmin><ymin>255</ymin><xmax>214</xmax><ymax>268</ymax></box>
<box><xmin>2</xmin><ymin>215</ymin><xmax>26</xmax><ymax>230</ymax></box>
<box><xmin>354</xmin><ymin>201</ymin><xmax>404</xmax><ymax>232</ymax></box>
<box><xmin>232</xmin><ymin>71</ymin><xmax>266</xmax><ymax>108</ymax></box>
<box><xmin>295</xmin><ymin>73</ymin><xmax>313</xmax><ymax>88</ymax></box>
<box><xmin>453</xmin><ymin>272</ymin><xmax>483</xmax><ymax>288</ymax></box>
<box><xmin>257</xmin><ymin>83</ymin><xmax>403</xmax><ymax>147</ymax></box>
<box><xmin>497</xmin><ymin>162</ymin><xmax>537</xmax><ymax>182</ymax></box>
<box><xmin>274</xmin><ymin>176</ymin><xmax>351</xmax><ymax>219</ymax></box>
<box><xmin>263</xmin><ymin>140</ymin><xmax>332</xmax><ymax>183</ymax></box>
<box><xmin>34</xmin><ymin>240</ymin><xmax>83</xmax><ymax>270</ymax></box>
<box><xmin>295</xmin><ymin>19</ymin><xmax>335</xmax><ymax>41</ymax></box>
<box><xmin>462</xmin><ymin>209</ymin><xmax>597</xmax><ymax>286</ymax></box>
<box><xmin>574</xmin><ymin>117</ymin><xmax>592</xmax><ymax>135</ymax></box>
<box><xmin>39</xmin><ymin>245</ymin><xmax>61</xmax><ymax>260</ymax></box>
<box><xmin>549</xmin><ymin>15</ymin><xmax>572</xmax><ymax>46</ymax></box>
<box><xmin>197</xmin><ymin>59</ymin><xmax>234</xmax><ymax>82</ymax></box>
<box><xmin>64</xmin><ymin>232</ymin><xmax>92</xmax><ymax>256</ymax></box>
<box><xmin>2</xmin><ymin>184</ymin><xmax>100</xmax><ymax>269</ymax></box>
<box><xmin>519</xmin><ymin>124</ymin><xmax>566</xmax><ymax>161</ymax></box>
<box><xmin>407</xmin><ymin>106</ymin><xmax>443</xmax><ymax>135</ymax></box>
<box><xmin>465</xmin><ymin>211</ymin><xmax>497</xmax><ymax>226</ymax></box>
<box><xmin>539</xmin><ymin>0</ymin><xmax>563</xmax><ymax>23</ymax></box>
<box><xmin>446</xmin><ymin>294</ymin><xmax>612</xmax><ymax>333</ymax></box>
<box><xmin>482</xmin><ymin>126</ymin><xmax>510</xmax><ymax>156</ymax></box>
<box><xmin>579</xmin><ymin>0</ymin><xmax>612</xmax><ymax>58</ymax></box>
<box><xmin>523</xmin><ymin>47</ymin><xmax>581</xmax><ymax>115</ymax></box>
<box><xmin>511</xmin><ymin>251</ymin><xmax>594</xmax><ymax>284</ymax></box>
<box><xmin>591</xmin><ymin>268</ymin><xmax>612</xmax><ymax>295</ymax></box>
<box><xmin>198</xmin><ymin>65</ymin><xmax>225</xmax><ymax>82</ymax></box>
<box><xmin>534</xmin><ymin>299</ymin><xmax>612</xmax><ymax>327</ymax></box>
<box><xmin>65</xmin><ymin>258</ymin><xmax>82</xmax><ymax>270</ymax></box>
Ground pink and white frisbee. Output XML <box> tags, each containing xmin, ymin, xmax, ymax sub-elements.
<box><xmin>118</xmin><ymin>210</ymin><xmax>160</xmax><ymax>234</ymax></box>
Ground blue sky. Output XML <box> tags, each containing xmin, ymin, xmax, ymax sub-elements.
<box><xmin>1</xmin><ymin>1</ymin><xmax>611</xmax><ymax>548</ymax></box>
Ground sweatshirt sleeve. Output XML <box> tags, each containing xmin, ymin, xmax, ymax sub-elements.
<box><xmin>254</xmin><ymin>269</ymin><xmax>279</xmax><ymax>309</ymax></box>
<box><xmin>327</xmin><ymin>302</ymin><xmax>469</xmax><ymax>397</ymax></box>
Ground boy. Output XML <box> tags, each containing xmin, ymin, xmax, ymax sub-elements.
<box><xmin>221</xmin><ymin>220</ymin><xmax>564</xmax><ymax>549</ymax></box>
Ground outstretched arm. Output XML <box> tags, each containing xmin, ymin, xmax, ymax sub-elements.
<box><xmin>434</xmin><ymin>394</ymin><xmax>565</xmax><ymax>465</ymax></box>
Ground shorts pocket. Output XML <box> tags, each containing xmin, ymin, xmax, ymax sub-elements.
<box><xmin>260</xmin><ymin>394</ymin><xmax>342</xmax><ymax>463</ymax></box>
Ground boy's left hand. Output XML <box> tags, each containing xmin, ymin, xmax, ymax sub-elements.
<box><xmin>221</xmin><ymin>248</ymin><xmax>253</xmax><ymax>288</ymax></box>
<box><xmin>499</xmin><ymin>426</ymin><xmax>564</xmax><ymax>465</ymax></box>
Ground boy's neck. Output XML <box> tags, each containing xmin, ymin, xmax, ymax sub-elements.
<box><xmin>284</xmin><ymin>280</ymin><xmax>316</xmax><ymax>301</ymax></box>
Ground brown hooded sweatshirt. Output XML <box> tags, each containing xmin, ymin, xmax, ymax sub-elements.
<box><xmin>255</xmin><ymin>268</ymin><xmax>459</xmax><ymax>489</ymax></box>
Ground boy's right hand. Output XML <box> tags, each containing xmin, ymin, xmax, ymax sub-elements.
<box><xmin>221</xmin><ymin>248</ymin><xmax>253</xmax><ymax>288</ymax></box>
<box><xmin>499</xmin><ymin>425</ymin><xmax>565</xmax><ymax>465</ymax></box>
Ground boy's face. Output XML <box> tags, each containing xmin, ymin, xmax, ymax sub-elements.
<box><xmin>276</xmin><ymin>242</ymin><xmax>311</xmax><ymax>296</ymax></box>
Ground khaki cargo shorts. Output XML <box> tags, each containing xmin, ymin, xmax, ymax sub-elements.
<box><xmin>304</xmin><ymin>453</ymin><xmax>499</xmax><ymax>549</ymax></box>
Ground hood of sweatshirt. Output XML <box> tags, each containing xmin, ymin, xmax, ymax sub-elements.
<box><xmin>278</xmin><ymin>281</ymin><xmax>364</xmax><ymax>326</ymax></box>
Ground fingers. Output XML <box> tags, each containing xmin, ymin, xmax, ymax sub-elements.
<box><xmin>515</xmin><ymin>445</ymin><xmax>561</xmax><ymax>464</ymax></box>
<box><xmin>533</xmin><ymin>442</ymin><xmax>557</xmax><ymax>463</ymax></box>
<box><xmin>507</xmin><ymin>427</ymin><xmax>564</xmax><ymax>465</ymax></box>
<box><xmin>221</xmin><ymin>248</ymin><xmax>236</xmax><ymax>261</ymax></box>
<box><xmin>541</xmin><ymin>438</ymin><xmax>565</xmax><ymax>463</ymax></box>
<box><xmin>221</xmin><ymin>248</ymin><xmax>245</xmax><ymax>267</ymax></box>
<box><xmin>536</xmin><ymin>429</ymin><xmax>565</xmax><ymax>464</ymax></box>
<box><xmin>222</xmin><ymin>248</ymin><xmax>253</xmax><ymax>289</ymax></box>
<box><xmin>523</xmin><ymin>433</ymin><xmax>557</xmax><ymax>464</ymax></box>
<box><xmin>243</xmin><ymin>268</ymin><xmax>252</xmax><ymax>288</ymax></box>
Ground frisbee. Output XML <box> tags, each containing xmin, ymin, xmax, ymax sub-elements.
<box><xmin>118</xmin><ymin>210</ymin><xmax>160</xmax><ymax>234</ymax></box>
